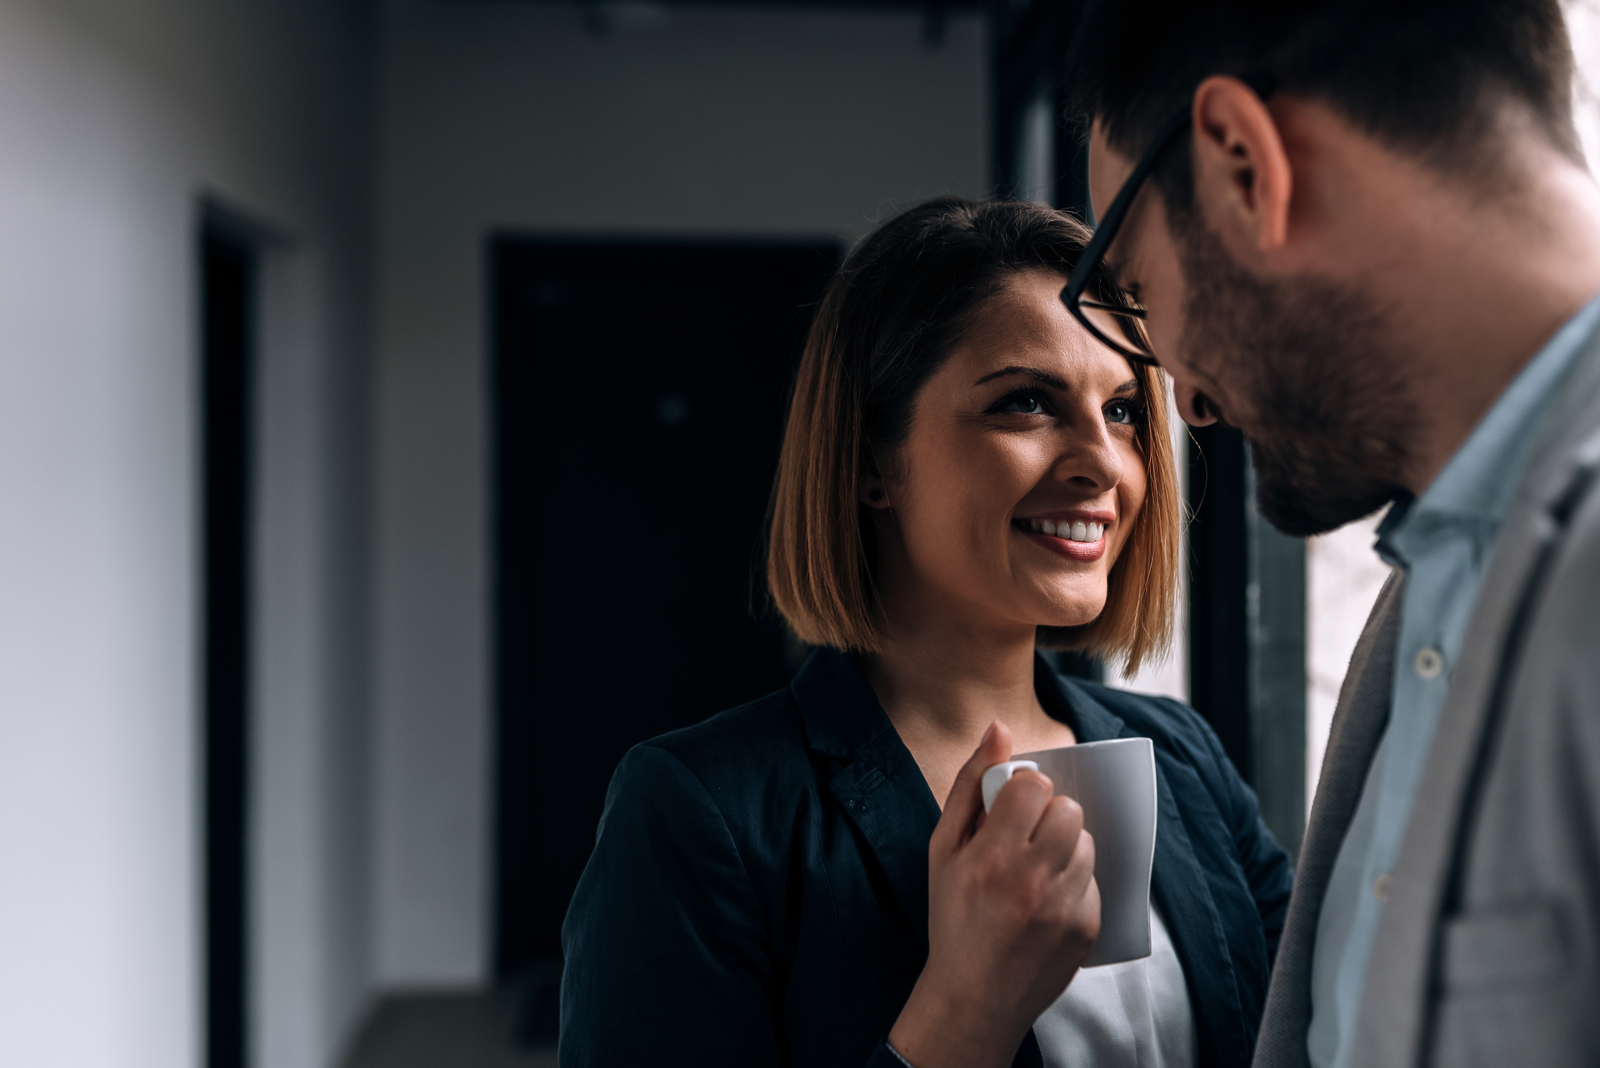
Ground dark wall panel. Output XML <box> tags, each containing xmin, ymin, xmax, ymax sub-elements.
<box><xmin>201</xmin><ymin>225</ymin><xmax>253</xmax><ymax>1068</ymax></box>
<box><xmin>492</xmin><ymin>239</ymin><xmax>840</xmax><ymax>980</ymax></box>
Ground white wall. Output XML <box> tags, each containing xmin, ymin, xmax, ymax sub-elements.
<box><xmin>1305</xmin><ymin>514</ymin><xmax>1391</xmax><ymax>805</ymax></box>
<box><xmin>371</xmin><ymin>0</ymin><xmax>988</xmax><ymax>986</ymax></box>
<box><xmin>0</xmin><ymin>3</ymin><xmax>375</xmax><ymax>1067</ymax></box>
<box><xmin>1567</xmin><ymin>0</ymin><xmax>1600</xmax><ymax>166</ymax></box>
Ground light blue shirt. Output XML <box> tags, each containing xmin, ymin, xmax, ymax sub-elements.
<box><xmin>1306</xmin><ymin>293</ymin><xmax>1600</xmax><ymax>1068</ymax></box>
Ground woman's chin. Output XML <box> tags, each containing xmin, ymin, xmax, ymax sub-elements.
<box><xmin>1031</xmin><ymin>596</ymin><xmax>1108</xmax><ymax>631</ymax></box>
<box><xmin>1018</xmin><ymin>577</ymin><xmax>1108</xmax><ymax>625</ymax></box>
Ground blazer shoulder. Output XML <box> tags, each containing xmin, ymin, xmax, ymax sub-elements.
<box><xmin>626</xmin><ymin>684</ymin><xmax>814</xmax><ymax>806</ymax></box>
<box><xmin>1070</xmin><ymin>678</ymin><xmax>1220</xmax><ymax>756</ymax></box>
<box><xmin>1061</xmin><ymin>677</ymin><xmax>1252</xmax><ymax>813</ymax></box>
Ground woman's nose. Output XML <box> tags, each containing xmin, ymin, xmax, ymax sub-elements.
<box><xmin>1052</xmin><ymin>426</ymin><xmax>1124</xmax><ymax>490</ymax></box>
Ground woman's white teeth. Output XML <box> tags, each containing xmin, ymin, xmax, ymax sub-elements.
<box><xmin>1026</xmin><ymin>518</ymin><xmax>1104</xmax><ymax>542</ymax></box>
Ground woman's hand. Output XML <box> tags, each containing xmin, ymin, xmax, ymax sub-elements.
<box><xmin>887</xmin><ymin>721</ymin><xmax>1100</xmax><ymax>1068</ymax></box>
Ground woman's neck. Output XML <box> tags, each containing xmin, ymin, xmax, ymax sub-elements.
<box><xmin>861</xmin><ymin>601</ymin><xmax>1078</xmax><ymax>808</ymax></box>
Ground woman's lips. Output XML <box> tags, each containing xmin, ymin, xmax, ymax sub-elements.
<box><xmin>1012</xmin><ymin>517</ymin><xmax>1109</xmax><ymax>562</ymax></box>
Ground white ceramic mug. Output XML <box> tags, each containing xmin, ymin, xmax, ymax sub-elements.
<box><xmin>980</xmin><ymin>737</ymin><xmax>1158</xmax><ymax>967</ymax></box>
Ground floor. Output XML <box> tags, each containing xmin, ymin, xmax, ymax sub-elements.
<box><xmin>342</xmin><ymin>988</ymin><xmax>557</xmax><ymax>1068</ymax></box>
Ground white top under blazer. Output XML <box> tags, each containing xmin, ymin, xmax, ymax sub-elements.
<box><xmin>1032</xmin><ymin>904</ymin><xmax>1196</xmax><ymax>1068</ymax></box>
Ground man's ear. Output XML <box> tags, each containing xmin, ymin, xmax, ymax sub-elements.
<box><xmin>1191</xmin><ymin>75</ymin><xmax>1292</xmax><ymax>252</ymax></box>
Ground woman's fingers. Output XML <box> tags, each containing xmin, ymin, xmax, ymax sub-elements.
<box><xmin>932</xmin><ymin>720</ymin><xmax>1012</xmax><ymax>851</ymax></box>
<box><xmin>1061</xmin><ymin>833</ymin><xmax>1101</xmax><ymax>943</ymax></box>
<box><xmin>1060</xmin><ymin>826</ymin><xmax>1096</xmax><ymax>900</ymax></box>
<box><xmin>1025</xmin><ymin>794</ymin><xmax>1086</xmax><ymax>871</ymax></box>
<box><xmin>979</xmin><ymin>770</ymin><xmax>1057</xmax><ymax>843</ymax></box>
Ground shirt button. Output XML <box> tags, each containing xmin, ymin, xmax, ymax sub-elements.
<box><xmin>1374</xmin><ymin>873</ymin><xmax>1393</xmax><ymax>902</ymax></box>
<box><xmin>1414</xmin><ymin>647</ymin><xmax>1445</xmax><ymax>679</ymax></box>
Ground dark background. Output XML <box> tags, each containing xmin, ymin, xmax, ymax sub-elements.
<box><xmin>491</xmin><ymin>239</ymin><xmax>841</xmax><ymax>980</ymax></box>
<box><xmin>201</xmin><ymin>221</ymin><xmax>253</xmax><ymax>1068</ymax></box>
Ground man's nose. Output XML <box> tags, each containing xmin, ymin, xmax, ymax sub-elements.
<box><xmin>1173</xmin><ymin>381</ymin><xmax>1219</xmax><ymax>427</ymax></box>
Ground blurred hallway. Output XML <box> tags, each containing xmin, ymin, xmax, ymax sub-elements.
<box><xmin>341</xmin><ymin>990</ymin><xmax>554</xmax><ymax>1068</ymax></box>
<box><xmin>26</xmin><ymin>0</ymin><xmax>1600</xmax><ymax>1065</ymax></box>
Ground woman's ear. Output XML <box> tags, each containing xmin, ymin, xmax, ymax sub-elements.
<box><xmin>858</xmin><ymin>474</ymin><xmax>892</xmax><ymax>510</ymax></box>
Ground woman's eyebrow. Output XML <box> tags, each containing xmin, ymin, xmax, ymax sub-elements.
<box><xmin>973</xmin><ymin>366</ymin><xmax>1069</xmax><ymax>389</ymax></box>
<box><xmin>1113</xmin><ymin>378</ymin><xmax>1139</xmax><ymax>394</ymax></box>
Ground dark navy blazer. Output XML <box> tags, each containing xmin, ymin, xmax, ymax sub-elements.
<box><xmin>560</xmin><ymin>649</ymin><xmax>1292</xmax><ymax>1067</ymax></box>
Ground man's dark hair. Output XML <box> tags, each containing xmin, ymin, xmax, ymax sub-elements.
<box><xmin>1066</xmin><ymin>0</ymin><xmax>1579</xmax><ymax>204</ymax></box>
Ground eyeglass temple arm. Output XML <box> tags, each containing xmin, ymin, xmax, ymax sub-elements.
<box><xmin>1064</xmin><ymin>106</ymin><xmax>1192</xmax><ymax>301</ymax></box>
<box><xmin>1078</xmin><ymin>299</ymin><xmax>1147</xmax><ymax>319</ymax></box>
<box><xmin>1066</xmin><ymin>71</ymin><xmax>1276</xmax><ymax>302</ymax></box>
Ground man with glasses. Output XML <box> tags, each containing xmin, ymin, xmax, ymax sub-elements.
<box><xmin>1063</xmin><ymin>1</ymin><xmax>1600</xmax><ymax>1066</ymax></box>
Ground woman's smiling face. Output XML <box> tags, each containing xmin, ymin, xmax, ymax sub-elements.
<box><xmin>866</xmin><ymin>268</ymin><xmax>1149</xmax><ymax>635</ymax></box>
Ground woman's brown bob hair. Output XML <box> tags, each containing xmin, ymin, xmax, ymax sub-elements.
<box><xmin>766</xmin><ymin>196</ymin><xmax>1179</xmax><ymax>674</ymax></box>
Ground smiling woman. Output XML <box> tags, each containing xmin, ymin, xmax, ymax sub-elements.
<box><xmin>767</xmin><ymin>205</ymin><xmax>1178</xmax><ymax>675</ymax></box>
<box><xmin>559</xmin><ymin>198</ymin><xmax>1291</xmax><ymax>1068</ymax></box>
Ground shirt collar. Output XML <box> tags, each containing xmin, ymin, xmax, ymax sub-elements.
<box><xmin>1376</xmin><ymin>291</ymin><xmax>1600</xmax><ymax>566</ymax></box>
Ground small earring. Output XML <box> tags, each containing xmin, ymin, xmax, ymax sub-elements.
<box><xmin>869</xmin><ymin>489</ymin><xmax>884</xmax><ymax>502</ymax></box>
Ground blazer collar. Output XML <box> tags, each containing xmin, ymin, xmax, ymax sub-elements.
<box><xmin>791</xmin><ymin>647</ymin><xmax>899</xmax><ymax>760</ymax></box>
<box><xmin>1035</xmin><ymin>661</ymin><xmax>1126</xmax><ymax>743</ymax></box>
<box><xmin>1047</xmin><ymin>665</ymin><xmax>1253</xmax><ymax>1061</ymax></box>
<box><xmin>793</xmin><ymin>647</ymin><xmax>1129</xmax><ymax>751</ymax></box>
<box><xmin>791</xmin><ymin>651</ymin><xmax>1243</xmax><ymax>1067</ymax></box>
<box><xmin>790</xmin><ymin>649</ymin><xmax>1136</xmax><ymax>949</ymax></box>
<box><xmin>792</xmin><ymin>648</ymin><xmax>942</xmax><ymax>946</ymax></box>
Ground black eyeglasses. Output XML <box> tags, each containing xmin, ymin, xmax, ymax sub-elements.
<box><xmin>1062</xmin><ymin>73</ymin><xmax>1276</xmax><ymax>367</ymax></box>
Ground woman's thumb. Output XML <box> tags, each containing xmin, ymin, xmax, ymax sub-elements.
<box><xmin>934</xmin><ymin>719</ymin><xmax>1013</xmax><ymax>843</ymax></box>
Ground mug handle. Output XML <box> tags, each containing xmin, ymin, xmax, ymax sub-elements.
<box><xmin>981</xmin><ymin>760</ymin><xmax>1041</xmax><ymax>813</ymax></box>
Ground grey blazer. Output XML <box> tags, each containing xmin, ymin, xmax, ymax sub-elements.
<box><xmin>1254</xmin><ymin>333</ymin><xmax>1600</xmax><ymax>1068</ymax></box>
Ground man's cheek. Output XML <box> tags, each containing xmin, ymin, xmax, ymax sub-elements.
<box><xmin>1144</xmin><ymin>304</ymin><xmax>1188</xmax><ymax>369</ymax></box>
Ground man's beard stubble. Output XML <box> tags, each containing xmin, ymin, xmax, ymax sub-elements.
<box><xmin>1173</xmin><ymin>215</ymin><xmax>1414</xmax><ymax>537</ymax></box>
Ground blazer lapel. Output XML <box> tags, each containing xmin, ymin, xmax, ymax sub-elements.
<box><xmin>795</xmin><ymin>651</ymin><xmax>1046</xmax><ymax>1068</ymax></box>
<box><xmin>1151</xmin><ymin>757</ymin><xmax>1252</xmax><ymax>1066</ymax></box>
<box><xmin>793</xmin><ymin>649</ymin><xmax>942</xmax><ymax>946</ymax></box>
<box><xmin>1050</xmin><ymin>671</ymin><xmax>1252</xmax><ymax>1064</ymax></box>
<box><xmin>1355</xmin><ymin>337</ymin><xmax>1600</xmax><ymax>1068</ymax></box>
<box><xmin>1254</xmin><ymin>571</ymin><xmax>1405</xmax><ymax>1068</ymax></box>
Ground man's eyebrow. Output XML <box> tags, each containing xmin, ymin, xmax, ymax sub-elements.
<box><xmin>973</xmin><ymin>366</ymin><xmax>1069</xmax><ymax>389</ymax></box>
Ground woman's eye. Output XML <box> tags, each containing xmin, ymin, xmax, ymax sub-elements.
<box><xmin>1105</xmin><ymin>399</ymin><xmax>1141</xmax><ymax>425</ymax></box>
<box><xmin>989</xmin><ymin>390</ymin><xmax>1050</xmax><ymax>415</ymax></box>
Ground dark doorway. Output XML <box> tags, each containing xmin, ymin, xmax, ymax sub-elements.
<box><xmin>201</xmin><ymin>221</ymin><xmax>255</xmax><ymax>1068</ymax></box>
<box><xmin>492</xmin><ymin>239</ymin><xmax>841</xmax><ymax>986</ymax></box>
